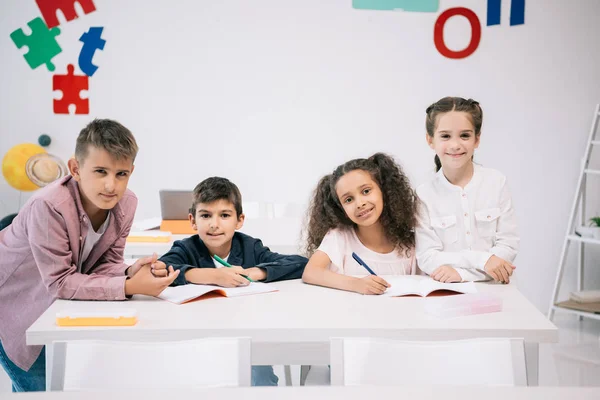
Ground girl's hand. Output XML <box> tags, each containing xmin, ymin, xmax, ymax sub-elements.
<box><xmin>431</xmin><ymin>265</ymin><xmax>462</xmax><ymax>283</ymax></box>
<box><xmin>484</xmin><ymin>255</ymin><xmax>515</xmax><ymax>284</ymax></box>
<box><xmin>353</xmin><ymin>276</ymin><xmax>390</xmax><ymax>295</ymax></box>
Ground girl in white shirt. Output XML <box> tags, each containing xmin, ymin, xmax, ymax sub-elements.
<box><xmin>415</xmin><ymin>97</ymin><xmax>519</xmax><ymax>284</ymax></box>
<box><xmin>302</xmin><ymin>153</ymin><xmax>418</xmax><ymax>295</ymax></box>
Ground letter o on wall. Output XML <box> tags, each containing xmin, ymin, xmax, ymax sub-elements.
<box><xmin>434</xmin><ymin>7</ymin><xmax>481</xmax><ymax>59</ymax></box>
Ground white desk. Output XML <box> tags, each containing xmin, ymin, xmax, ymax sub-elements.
<box><xmin>27</xmin><ymin>280</ymin><xmax>557</xmax><ymax>390</ymax></box>
<box><xmin>3</xmin><ymin>386</ymin><xmax>599</xmax><ymax>400</ymax></box>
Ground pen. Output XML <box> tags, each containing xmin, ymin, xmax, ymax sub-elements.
<box><xmin>351</xmin><ymin>252</ymin><xmax>377</xmax><ymax>276</ymax></box>
<box><xmin>213</xmin><ymin>255</ymin><xmax>254</xmax><ymax>282</ymax></box>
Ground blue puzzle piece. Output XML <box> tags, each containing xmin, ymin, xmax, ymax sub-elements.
<box><xmin>78</xmin><ymin>27</ymin><xmax>105</xmax><ymax>77</ymax></box>
<box><xmin>353</xmin><ymin>0</ymin><xmax>439</xmax><ymax>12</ymax></box>
<box><xmin>10</xmin><ymin>17</ymin><xmax>62</xmax><ymax>71</ymax></box>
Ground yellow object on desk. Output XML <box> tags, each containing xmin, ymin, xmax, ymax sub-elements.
<box><xmin>126</xmin><ymin>231</ymin><xmax>172</xmax><ymax>243</ymax></box>
<box><xmin>160</xmin><ymin>220</ymin><xmax>196</xmax><ymax>234</ymax></box>
<box><xmin>56</xmin><ymin>310</ymin><xmax>138</xmax><ymax>327</ymax></box>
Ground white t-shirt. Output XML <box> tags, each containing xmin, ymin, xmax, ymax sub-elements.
<box><xmin>79</xmin><ymin>212</ymin><xmax>111</xmax><ymax>270</ymax></box>
<box><xmin>415</xmin><ymin>163</ymin><xmax>519</xmax><ymax>282</ymax></box>
<box><xmin>317</xmin><ymin>227</ymin><xmax>417</xmax><ymax>276</ymax></box>
<box><xmin>212</xmin><ymin>254</ymin><xmax>229</xmax><ymax>268</ymax></box>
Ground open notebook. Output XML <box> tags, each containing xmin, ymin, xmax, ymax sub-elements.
<box><xmin>380</xmin><ymin>275</ymin><xmax>477</xmax><ymax>297</ymax></box>
<box><xmin>157</xmin><ymin>282</ymin><xmax>277</xmax><ymax>304</ymax></box>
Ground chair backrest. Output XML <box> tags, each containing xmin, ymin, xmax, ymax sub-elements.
<box><xmin>51</xmin><ymin>337</ymin><xmax>251</xmax><ymax>391</ymax></box>
<box><xmin>330</xmin><ymin>337</ymin><xmax>527</xmax><ymax>386</ymax></box>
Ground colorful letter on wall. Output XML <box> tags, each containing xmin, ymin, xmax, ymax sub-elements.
<box><xmin>487</xmin><ymin>0</ymin><xmax>525</xmax><ymax>26</ymax></box>
<box><xmin>434</xmin><ymin>7</ymin><xmax>481</xmax><ymax>59</ymax></box>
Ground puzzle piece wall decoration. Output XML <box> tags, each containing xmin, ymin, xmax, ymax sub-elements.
<box><xmin>36</xmin><ymin>0</ymin><xmax>97</xmax><ymax>28</ymax></box>
<box><xmin>53</xmin><ymin>64</ymin><xmax>89</xmax><ymax>114</ymax></box>
<box><xmin>78</xmin><ymin>27</ymin><xmax>105</xmax><ymax>77</ymax></box>
<box><xmin>10</xmin><ymin>17</ymin><xmax>62</xmax><ymax>71</ymax></box>
<box><xmin>353</xmin><ymin>0</ymin><xmax>439</xmax><ymax>12</ymax></box>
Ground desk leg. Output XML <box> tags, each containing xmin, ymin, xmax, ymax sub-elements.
<box><xmin>44</xmin><ymin>344</ymin><xmax>52</xmax><ymax>391</ymax></box>
<box><xmin>45</xmin><ymin>343</ymin><xmax>66</xmax><ymax>391</ymax></box>
<box><xmin>524</xmin><ymin>342</ymin><xmax>539</xmax><ymax>386</ymax></box>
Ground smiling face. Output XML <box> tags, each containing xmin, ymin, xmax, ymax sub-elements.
<box><xmin>189</xmin><ymin>199</ymin><xmax>245</xmax><ymax>256</ymax></box>
<box><xmin>335</xmin><ymin>169</ymin><xmax>384</xmax><ymax>228</ymax></box>
<box><xmin>427</xmin><ymin>111</ymin><xmax>480</xmax><ymax>172</ymax></box>
<box><xmin>68</xmin><ymin>146</ymin><xmax>134</xmax><ymax>219</ymax></box>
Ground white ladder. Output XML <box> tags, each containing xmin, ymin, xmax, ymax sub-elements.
<box><xmin>548</xmin><ymin>104</ymin><xmax>600</xmax><ymax>321</ymax></box>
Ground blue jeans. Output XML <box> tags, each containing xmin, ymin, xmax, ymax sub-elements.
<box><xmin>0</xmin><ymin>342</ymin><xmax>46</xmax><ymax>392</ymax></box>
<box><xmin>251</xmin><ymin>365</ymin><xmax>278</xmax><ymax>386</ymax></box>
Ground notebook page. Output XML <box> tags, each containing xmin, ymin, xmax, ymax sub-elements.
<box><xmin>221</xmin><ymin>282</ymin><xmax>277</xmax><ymax>297</ymax></box>
<box><xmin>158</xmin><ymin>284</ymin><xmax>222</xmax><ymax>304</ymax></box>
<box><xmin>158</xmin><ymin>282</ymin><xmax>277</xmax><ymax>304</ymax></box>
<box><xmin>380</xmin><ymin>276</ymin><xmax>477</xmax><ymax>297</ymax></box>
<box><xmin>419</xmin><ymin>279</ymin><xmax>478</xmax><ymax>296</ymax></box>
<box><xmin>380</xmin><ymin>275</ymin><xmax>428</xmax><ymax>297</ymax></box>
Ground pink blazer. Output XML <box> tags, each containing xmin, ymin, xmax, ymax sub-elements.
<box><xmin>0</xmin><ymin>175</ymin><xmax>137</xmax><ymax>370</ymax></box>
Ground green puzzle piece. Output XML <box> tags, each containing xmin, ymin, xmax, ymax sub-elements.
<box><xmin>10</xmin><ymin>17</ymin><xmax>61</xmax><ymax>72</ymax></box>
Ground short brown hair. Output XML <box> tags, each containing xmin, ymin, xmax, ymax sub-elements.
<box><xmin>190</xmin><ymin>177</ymin><xmax>243</xmax><ymax>217</ymax></box>
<box><xmin>75</xmin><ymin>119</ymin><xmax>138</xmax><ymax>163</ymax></box>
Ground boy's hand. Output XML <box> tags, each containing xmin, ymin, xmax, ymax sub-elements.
<box><xmin>212</xmin><ymin>268</ymin><xmax>250</xmax><ymax>288</ymax></box>
<box><xmin>431</xmin><ymin>265</ymin><xmax>462</xmax><ymax>283</ymax></box>
<box><xmin>126</xmin><ymin>253</ymin><xmax>158</xmax><ymax>277</ymax></box>
<box><xmin>125</xmin><ymin>265</ymin><xmax>179</xmax><ymax>296</ymax></box>
<box><xmin>484</xmin><ymin>255</ymin><xmax>515</xmax><ymax>284</ymax></box>
<box><xmin>244</xmin><ymin>267</ymin><xmax>267</xmax><ymax>281</ymax></box>
<box><xmin>353</xmin><ymin>275</ymin><xmax>390</xmax><ymax>295</ymax></box>
<box><xmin>150</xmin><ymin>260</ymin><xmax>169</xmax><ymax>277</ymax></box>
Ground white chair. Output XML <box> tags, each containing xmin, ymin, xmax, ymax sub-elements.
<box><xmin>330</xmin><ymin>337</ymin><xmax>527</xmax><ymax>386</ymax></box>
<box><xmin>50</xmin><ymin>337</ymin><xmax>251</xmax><ymax>391</ymax></box>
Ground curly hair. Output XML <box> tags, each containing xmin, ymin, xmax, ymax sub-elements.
<box><xmin>425</xmin><ymin>96</ymin><xmax>483</xmax><ymax>172</ymax></box>
<box><xmin>304</xmin><ymin>152</ymin><xmax>417</xmax><ymax>257</ymax></box>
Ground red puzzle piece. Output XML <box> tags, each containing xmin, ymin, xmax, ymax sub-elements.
<box><xmin>36</xmin><ymin>0</ymin><xmax>97</xmax><ymax>29</ymax></box>
<box><xmin>53</xmin><ymin>64</ymin><xmax>89</xmax><ymax>114</ymax></box>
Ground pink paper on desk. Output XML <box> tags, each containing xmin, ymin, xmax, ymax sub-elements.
<box><xmin>424</xmin><ymin>293</ymin><xmax>502</xmax><ymax>318</ymax></box>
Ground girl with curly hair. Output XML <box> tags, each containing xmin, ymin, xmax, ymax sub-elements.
<box><xmin>302</xmin><ymin>152</ymin><xmax>418</xmax><ymax>295</ymax></box>
<box><xmin>415</xmin><ymin>97</ymin><xmax>519</xmax><ymax>284</ymax></box>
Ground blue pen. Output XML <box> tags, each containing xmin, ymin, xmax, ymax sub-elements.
<box><xmin>352</xmin><ymin>252</ymin><xmax>377</xmax><ymax>276</ymax></box>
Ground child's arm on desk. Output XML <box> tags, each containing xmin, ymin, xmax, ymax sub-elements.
<box><xmin>185</xmin><ymin>267</ymin><xmax>250</xmax><ymax>288</ymax></box>
<box><xmin>251</xmin><ymin>240</ymin><xmax>308</xmax><ymax>282</ymax></box>
<box><xmin>302</xmin><ymin>251</ymin><xmax>389</xmax><ymax>295</ymax></box>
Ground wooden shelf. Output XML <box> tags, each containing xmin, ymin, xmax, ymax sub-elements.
<box><xmin>553</xmin><ymin>302</ymin><xmax>600</xmax><ymax>321</ymax></box>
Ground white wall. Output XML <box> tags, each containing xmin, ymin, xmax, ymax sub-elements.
<box><xmin>1</xmin><ymin>0</ymin><xmax>600</xmax><ymax>312</ymax></box>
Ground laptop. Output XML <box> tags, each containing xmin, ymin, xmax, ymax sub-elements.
<box><xmin>159</xmin><ymin>190</ymin><xmax>194</xmax><ymax>220</ymax></box>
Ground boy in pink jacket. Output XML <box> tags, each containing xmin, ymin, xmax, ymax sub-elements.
<box><xmin>0</xmin><ymin>119</ymin><xmax>176</xmax><ymax>392</ymax></box>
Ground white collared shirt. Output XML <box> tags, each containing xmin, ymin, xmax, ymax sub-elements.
<box><xmin>415</xmin><ymin>163</ymin><xmax>519</xmax><ymax>282</ymax></box>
